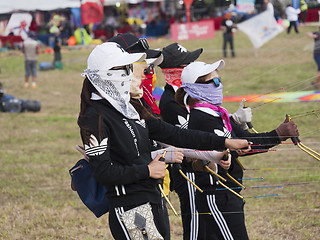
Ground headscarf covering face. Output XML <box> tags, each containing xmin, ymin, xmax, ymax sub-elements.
<box><xmin>82</xmin><ymin>42</ymin><xmax>146</xmax><ymax>120</ymax></box>
<box><xmin>84</xmin><ymin>68</ymin><xmax>140</xmax><ymax>120</ymax></box>
<box><xmin>161</xmin><ymin>68</ymin><xmax>183</xmax><ymax>91</ymax></box>
<box><xmin>130</xmin><ymin>62</ymin><xmax>148</xmax><ymax>99</ymax></box>
<box><xmin>181</xmin><ymin>82</ymin><xmax>224</xmax><ymax>106</ymax></box>
<box><xmin>180</xmin><ymin>60</ymin><xmax>231</xmax><ymax>131</ymax></box>
<box><xmin>180</xmin><ymin>61</ymin><xmax>225</xmax><ymax>106</ymax></box>
<box><xmin>181</xmin><ymin>83</ymin><xmax>231</xmax><ymax>131</ymax></box>
<box><xmin>129</xmin><ymin>61</ymin><xmax>161</xmax><ymax>115</ymax></box>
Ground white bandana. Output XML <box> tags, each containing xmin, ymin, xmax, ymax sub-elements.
<box><xmin>83</xmin><ymin>68</ymin><xmax>140</xmax><ymax>120</ymax></box>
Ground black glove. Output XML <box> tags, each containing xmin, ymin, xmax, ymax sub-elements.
<box><xmin>275</xmin><ymin>114</ymin><xmax>299</xmax><ymax>141</ymax></box>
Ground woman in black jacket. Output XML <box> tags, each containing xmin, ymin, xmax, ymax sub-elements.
<box><xmin>175</xmin><ymin>60</ymin><xmax>300</xmax><ymax>239</ymax></box>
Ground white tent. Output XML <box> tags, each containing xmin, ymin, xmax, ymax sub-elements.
<box><xmin>0</xmin><ymin>0</ymin><xmax>81</xmax><ymax>14</ymax></box>
<box><xmin>104</xmin><ymin>0</ymin><xmax>142</xmax><ymax>6</ymax></box>
<box><xmin>103</xmin><ymin>0</ymin><xmax>166</xmax><ymax>6</ymax></box>
<box><xmin>0</xmin><ymin>0</ymin><xmax>164</xmax><ymax>13</ymax></box>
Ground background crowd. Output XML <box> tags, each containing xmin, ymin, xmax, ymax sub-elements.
<box><xmin>1</xmin><ymin>0</ymin><xmax>320</xmax><ymax>51</ymax></box>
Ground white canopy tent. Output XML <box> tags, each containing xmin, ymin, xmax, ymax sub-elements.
<box><xmin>0</xmin><ymin>0</ymin><xmax>81</xmax><ymax>14</ymax></box>
<box><xmin>0</xmin><ymin>0</ymin><xmax>164</xmax><ymax>14</ymax></box>
<box><xmin>104</xmin><ymin>0</ymin><xmax>142</xmax><ymax>6</ymax></box>
<box><xmin>102</xmin><ymin>0</ymin><xmax>164</xmax><ymax>6</ymax></box>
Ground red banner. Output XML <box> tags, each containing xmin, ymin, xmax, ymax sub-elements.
<box><xmin>81</xmin><ymin>0</ymin><xmax>104</xmax><ymax>25</ymax></box>
<box><xmin>170</xmin><ymin>20</ymin><xmax>214</xmax><ymax>41</ymax></box>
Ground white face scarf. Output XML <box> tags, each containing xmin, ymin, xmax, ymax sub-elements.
<box><xmin>83</xmin><ymin>68</ymin><xmax>140</xmax><ymax>120</ymax></box>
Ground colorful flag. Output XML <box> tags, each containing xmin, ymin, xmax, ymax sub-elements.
<box><xmin>81</xmin><ymin>0</ymin><xmax>104</xmax><ymax>25</ymax></box>
<box><xmin>237</xmin><ymin>10</ymin><xmax>283</xmax><ymax>49</ymax></box>
<box><xmin>4</xmin><ymin>13</ymin><xmax>32</xmax><ymax>39</ymax></box>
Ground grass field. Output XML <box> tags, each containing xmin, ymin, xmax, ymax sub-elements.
<box><xmin>0</xmin><ymin>24</ymin><xmax>319</xmax><ymax>240</ymax></box>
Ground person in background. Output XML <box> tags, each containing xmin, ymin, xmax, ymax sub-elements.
<box><xmin>264</xmin><ymin>0</ymin><xmax>279</xmax><ymax>20</ymax></box>
<box><xmin>299</xmin><ymin>0</ymin><xmax>308</xmax><ymax>25</ymax></box>
<box><xmin>22</xmin><ymin>32</ymin><xmax>39</xmax><ymax>88</ymax></box>
<box><xmin>285</xmin><ymin>3</ymin><xmax>301</xmax><ymax>34</ymax></box>
<box><xmin>29</xmin><ymin>16</ymin><xmax>38</xmax><ymax>37</ymax></box>
<box><xmin>307</xmin><ymin>27</ymin><xmax>320</xmax><ymax>88</ymax></box>
<box><xmin>131</xmin><ymin>20</ymin><xmax>141</xmax><ymax>37</ymax></box>
<box><xmin>265</xmin><ymin>0</ymin><xmax>274</xmax><ymax>16</ymax></box>
<box><xmin>53</xmin><ymin>28</ymin><xmax>62</xmax><ymax>67</ymax></box>
<box><xmin>104</xmin><ymin>10</ymin><xmax>118</xmax><ymax>39</ymax></box>
<box><xmin>220</xmin><ymin>12</ymin><xmax>237</xmax><ymax>58</ymax></box>
<box><xmin>117</xmin><ymin>20</ymin><xmax>133</xmax><ymax>34</ymax></box>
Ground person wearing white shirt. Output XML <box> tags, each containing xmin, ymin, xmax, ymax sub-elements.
<box><xmin>265</xmin><ymin>0</ymin><xmax>274</xmax><ymax>17</ymax></box>
<box><xmin>285</xmin><ymin>3</ymin><xmax>301</xmax><ymax>34</ymax></box>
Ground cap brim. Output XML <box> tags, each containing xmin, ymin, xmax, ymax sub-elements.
<box><xmin>145</xmin><ymin>49</ymin><xmax>162</xmax><ymax>59</ymax></box>
<box><xmin>216</xmin><ymin>60</ymin><xmax>225</xmax><ymax>71</ymax></box>
<box><xmin>114</xmin><ymin>52</ymin><xmax>146</xmax><ymax>68</ymax></box>
<box><xmin>201</xmin><ymin>60</ymin><xmax>225</xmax><ymax>76</ymax></box>
<box><xmin>146</xmin><ymin>54</ymin><xmax>163</xmax><ymax>66</ymax></box>
<box><xmin>182</xmin><ymin>48</ymin><xmax>203</xmax><ymax>65</ymax></box>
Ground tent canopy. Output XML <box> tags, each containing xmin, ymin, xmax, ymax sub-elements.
<box><xmin>0</xmin><ymin>0</ymin><xmax>165</xmax><ymax>14</ymax></box>
<box><xmin>0</xmin><ymin>0</ymin><xmax>81</xmax><ymax>14</ymax></box>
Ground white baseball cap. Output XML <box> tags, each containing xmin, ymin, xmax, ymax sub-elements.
<box><xmin>181</xmin><ymin>60</ymin><xmax>225</xmax><ymax>84</ymax></box>
<box><xmin>87</xmin><ymin>42</ymin><xmax>146</xmax><ymax>71</ymax></box>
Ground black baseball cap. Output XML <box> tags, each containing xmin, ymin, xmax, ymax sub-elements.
<box><xmin>108</xmin><ymin>33</ymin><xmax>162</xmax><ymax>59</ymax></box>
<box><xmin>159</xmin><ymin>43</ymin><xmax>203</xmax><ymax>68</ymax></box>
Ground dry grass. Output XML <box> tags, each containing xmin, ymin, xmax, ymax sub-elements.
<box><xmin>0</xmin><ymin>24</ymin><xmax>319</xmax><ymax>239</ymax></box>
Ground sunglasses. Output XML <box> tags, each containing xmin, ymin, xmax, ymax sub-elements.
<box><xmin>125</xmin><ymin>38</ymin><xmax>149</xmax><ymax>51</ymax></box>
<box><xmin>144</xmin><ymin>64</ymin><xmax>154</xmax><ymax>75</ymax></box>
<box><xmin>111</xmin><ymin>64</ymin><xmax>133</xmax><ymax>75</ymax></box>
<box><xmin>204</xmin><ymin>77</ymin><xmax>221</xmax><ymax>87</ymax></box>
